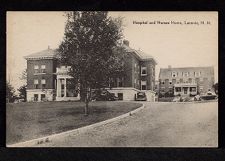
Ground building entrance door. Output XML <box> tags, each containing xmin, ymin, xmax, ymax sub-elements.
<box><xmin>183</xmin><ymin>87</ymin><xmax>188</xmax><ymax>94</ymax></box>
<box><xmin>34</xmin><ymin>94</ymin><xmax>38</xmax><ymax>101</ymax></box>
<box><xmin>118</xmin><ymin>93</ymin><xmax>123</xmax><ymax>100</ymax></box>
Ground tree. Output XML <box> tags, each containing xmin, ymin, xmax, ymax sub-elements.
<box><xmin>18</xmin><ymin>85</ymin><xmax>27</xmax><ymax>101</ymax></box>
<box><xmin>18</xmin><ymin>68</ymin><xmax>27</xmax><ymax>101</ymax></box>
<box><xmin>6</xmin><ymin>82</ymin><xmax>16</xmax><ymax>103</ymax></box>
<box><xmin>20</xmin><ymin>68</ymin><xmax>27</xmax><ymax>81</ymax></box>
<box><xmin>59</xmin><ymin>11</ymin><xmax>125</xmax><ymax>115</ymax></box>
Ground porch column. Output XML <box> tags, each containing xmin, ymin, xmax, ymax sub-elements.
<box><xmin>57</xmin><ymin>78</ymin><xmax>61</xmax><ymax>97</ymax></box>
<box><xmin>64</xmin><ymin>78</ymin><xmax>67</xmax><ymax>97</ymax></box>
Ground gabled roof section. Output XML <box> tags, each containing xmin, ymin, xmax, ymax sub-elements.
<box><xmin>24</xmin><ymin>48</ymin><xmax>59</xmax><ymax>60</ymax></box>
<box><xmin>123</xmin><ymin>44</ymin><xmax>157</xmax><ymax>64</ymax></box>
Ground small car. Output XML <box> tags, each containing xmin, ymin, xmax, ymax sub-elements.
<box><xmin>200</xmin><ymin>92</ymin><xmax>217</xmax><ymax>100</ymax></box>
<box><xmin>135</xmin><ymin>92</ymin><xmax>147</xmax><ymax>101</ymax></box>
<box><xmin>92</xmin><ymin>89</ymin><xmax>118</xmax><ymax>101</ymax></box>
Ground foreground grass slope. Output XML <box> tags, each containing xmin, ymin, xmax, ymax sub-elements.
<box><xmin>7</xmin><ymin>101</ymin><xmax>141</xmax><ymax>144</ymax></box>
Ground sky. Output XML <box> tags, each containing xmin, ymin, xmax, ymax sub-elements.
<box><xmin>7</xmin><ymin>11</ymin><xmax>218</xmax><ymax>92</ymax></box>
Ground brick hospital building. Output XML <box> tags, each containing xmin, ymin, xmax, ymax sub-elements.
<box><xmin>24</xmin><ymin>40</ymin><xmax>157</xmax><ymax>102</ymax></box>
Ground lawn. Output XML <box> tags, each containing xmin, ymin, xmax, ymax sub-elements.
<box><xmin>6</xmin><ymin>101</ymin><xmax>141</xmax><ymax>144</ymax></box>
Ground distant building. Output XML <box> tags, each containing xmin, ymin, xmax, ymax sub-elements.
<box><xmin>158</xmin><ymin>66</ymin><xmax>214</xmax><ymax>97</ymax></box>
<box><xmin>24</xmin><ymin>40</ymin><xmax>157</xmax><ymax>102</ymax></box>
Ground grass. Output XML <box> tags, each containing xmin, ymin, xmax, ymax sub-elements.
<box><xmin>6</xmin><ymin>101</ymin><xmax>141</xmax><ymax>144</ymax></box>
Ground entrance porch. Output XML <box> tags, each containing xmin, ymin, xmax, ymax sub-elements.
<box><xmin>56</xmin><ymin>67</ymin><xmax>80</xmax><ymax>101</ymax></box>
<box><xmin>174</xmin><ymin>83</ymin><xmax>197</xmax><ymax>96</ymax></box>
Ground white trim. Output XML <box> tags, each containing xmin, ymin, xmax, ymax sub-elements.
<box><xmin>24</xmin><ymin>56</ymin><xmax>56</xmax><ymax>60</ymax></box>
<box><xmin>105</xmin><ymin>87</ymin><xmax>140</xmax><ymax>92</ymax></box>
<box><xmin>27</xmin><ymin>89</ymin><xmax>55</xmax><ymax>92</ymax></box>
<box><xmin>33</xmin><ymin>73</ymin><xmax>46</xmax><ymax>75</ymax></box>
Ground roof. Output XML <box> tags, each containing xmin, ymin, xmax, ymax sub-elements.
<box><xmin>123</xmin><ymin>44</ymin><xmax>157</xmax><ymax>64</ymax></box>
<box><xmin>159</xmin><ymin>66</ymin><xmax>214</xmax><ymax>79</ymax></box>
<box><xmin>24</xmin><ymin>48</ymin><xmax>59</xmax><ymax>60</ymax></box>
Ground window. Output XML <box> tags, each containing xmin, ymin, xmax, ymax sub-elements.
<box><xmin>34</xmin><ymin>65</ymin><xmax>39</xmax><ymax>73</ymax></box>
<box><xmin>34</xmin><ymin>79</ymin><xmax>39</xmax><ymax>89</ymax></box>
<box><xmin>118</xmin><ymin>78</ymin><xmax>123</xmax><ymax>87</ymax></box>
<box><xmin>41</xmin><ymin>79</ymin><xmax>46</xmax><ymax>88</ymax></box>
<box><xmin>34</xmin><ymin>94</ymin><xmax>38</xmax><ymax>101</ymax></box>
<box><xmin>41</xmin><ymin>79</ymin><xmax>46</xmax><ymax>84</ymax></box>
<box><xmin>195</xmin><ymin>78</ymin><xmax>200</xmax><ymax>83</ymax></box>
<box><xmin>41</xmin><ymin>94</ymin><xmax>46</xmax><ymax>101</ymax></box>
<box><xmin>161</xmin><ymin>81</ymin><xmax>165</xmax><ymax>85</ymax></box>
<box><xmin>190</xmin><ymin>87</ymin><xmax>196</xmax><ymax>92</ymax></box>
<box><xmin>141</xmin><ymin>67</ymin><xmax>147</xmax><ymax>75</ymax></box>
<box><xmin>183</xmin><ymin>72</ymin><xmax>189</xmax><ymax>77</ymax></box>
<box><xmin>141</xmin><ymin>81</ymin><xmax>147</xmax><ymax>90</ymax></box>
<box><xmin>34</xmin><ymin>79</ymin><xmax>39</xmax><ymax>84</ymax></box>
<box><xmin>172</xmin><ymin>71</ymin><xmax>177</xmax><ymax>77</ymax></box>
<box><xmin>41</xmin><ymin>65</ymin><xmax>46</xmax><ymax>73</ymax></box>
<box><xmin>195</xmin><ymin>71</ymin><xmax>201</xmax><ymax>77</ymax></box>
<box><xmin>134</xmin><ymin>78</ymin><xmax>137</xmax><ymax>87</ymax></box>
<box><xmin>169</xmin><ymin>81</ymin><xmax>172</xmax><ymax>85</ymax></box>
<box><xmin>34</xmin><ymin>65</ymin><xmax>39</xmax><ymax>69</ymax></box>
<box><xmin>188</xmin><ymin>78</ymin><xmax>192</xmax><ymax>83</ymax></box>
<box><xmin>175</xmin><ymin>87</ymin><xmax>181</xmax><ymax>92</ymax></box>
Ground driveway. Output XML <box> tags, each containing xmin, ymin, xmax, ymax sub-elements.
<box><xmin>36</xmin><ymin>101</ymin><xmax>218</xmax><ymax>147</ymax></box>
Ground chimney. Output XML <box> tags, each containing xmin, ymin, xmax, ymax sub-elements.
<box><xmin>123</xmin><ymin>40</ymin><xmax>129</xmax><ymax>46</ymax></box>
<box><xmin>48</xmin><ymin>45</ymin><xmax>50</xmax><ymax>50</ymax></box>
<box><xmin>168</xmin><ymin>65</ymin><xmax>172</xmax><ymax>69</ymax></box>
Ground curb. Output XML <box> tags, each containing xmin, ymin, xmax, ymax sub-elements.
<box><xmin>7</xmin><ymin>103</ymin><xmax>145</xmax><ymax>147</ymax></box>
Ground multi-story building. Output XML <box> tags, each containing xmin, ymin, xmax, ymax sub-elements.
<box><xmin>158</xmin><ymin>66</ymin><xmax>215</xmax><ymax>97</ymax></box>
<box><xmin>24</xmin><ymin>47</ymin><xmax>58</xmax><ymax>102</ymax></box>
<box><xmin>24</xmin><ymin>40</ymin><xmax>157</xmax><ymax>102</ymax></box>
<box><xmin>108</xmin><ymin>40</ymin><xmax>157</xmax><ymax>101</ymax></box>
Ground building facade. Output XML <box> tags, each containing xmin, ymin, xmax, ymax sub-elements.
<box><xmin>108</xmin><ymin>40</ymin><xmax>157</xmax><ymax>101</ymax></box>
<box><xmin>25</xmin><ymin>48</ymin><xmax>58</xmax><ymax>102</ymax></box>
<box><xmin>158</xmin><ymin>66</ymin><xmax>215</xmax><ymax>97</ymax></box>
<box><xmin>25</xmin><ymin>40</ymin><xmax>157</xmax><ymax>102</ymax></box>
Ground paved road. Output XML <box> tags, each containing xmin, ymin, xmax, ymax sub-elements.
<box><xmin>37</xmin><ymin>101</ymin><xmax>218</xmax><ymax>147</ymax></box>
